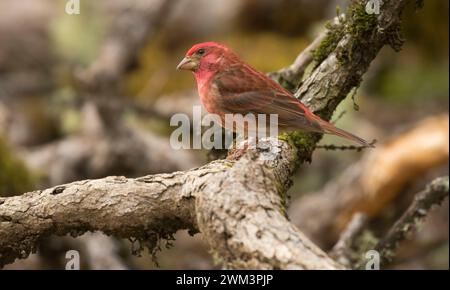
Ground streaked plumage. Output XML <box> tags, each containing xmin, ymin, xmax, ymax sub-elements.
<box><xmin>177</xmin><ymin>42</ymin><xmax>371</xmax><ymax>146</ymax></box>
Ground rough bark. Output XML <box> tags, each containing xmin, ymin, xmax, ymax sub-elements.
<box><xmin>0</xmin><ymin>0</ymin><xmax>414</xmax><ymax>269</ymax></box>
<box><xmin>296</xmin><ymin>0</ymin><xmax>408</xmax><ymax>120</ymax></box>
<box><xmin>0</xmin><ymin>138</ymin><xmax>341</xmax><ymax>269</ymax></box>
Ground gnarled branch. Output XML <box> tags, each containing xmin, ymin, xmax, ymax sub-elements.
<box><xmin>1</xmin><ymin>0</ymin><xmax>413</xmax><ymax>269</ymax></box>
<box><xmin>0</xmin><ymin>139</ymin><xmax>341</xmax><ymax>269</ymax></box>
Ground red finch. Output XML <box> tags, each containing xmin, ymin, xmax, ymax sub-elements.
<box><xmin>177</xmin><ymin>42</ymin><xmax>371</xmax><ymax>146</ymax></box>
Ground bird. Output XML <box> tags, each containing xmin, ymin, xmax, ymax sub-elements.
<box><xmin>176</xmin><ymin>41</ymin><xmax>372</xmax><ymax>147</ymax></box>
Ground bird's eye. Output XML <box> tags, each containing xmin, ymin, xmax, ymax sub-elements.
<box><xmin>197</xmin><ymin>48</ymin><xmax>205</xmax><ymax>55</ymax></box>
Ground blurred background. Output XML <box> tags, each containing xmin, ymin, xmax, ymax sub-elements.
<box><xmin>0</xmin><ymin>0</ymin><xmax>448</xmax><ymax>269</ymax></box>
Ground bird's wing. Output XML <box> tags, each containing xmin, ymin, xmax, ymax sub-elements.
<box><xmin>213</xmin><ymin>65</ymin><xmax>321</xmax><ymax>130</ymax></box>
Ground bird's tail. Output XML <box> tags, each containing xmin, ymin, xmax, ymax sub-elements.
<box><xmin>312</xmin><ymin>116</ymin><xmax>373</xmax><ymax>147</ymax></box>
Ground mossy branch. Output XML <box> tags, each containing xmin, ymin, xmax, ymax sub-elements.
<box><xmin>1</xmin><ymin>0</ymin><xmax>415</xmax><ymax>269</ymax></box>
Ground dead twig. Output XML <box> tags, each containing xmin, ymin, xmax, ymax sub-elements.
<box><xmin>374</xmin><ymin>176</ymin><xmax>449</xmax><ymax>267</ymax></box>
<box><xmin>329</xmin><ymin>212</ymin><xmax>368</xmax><ymax>267</ymax></box>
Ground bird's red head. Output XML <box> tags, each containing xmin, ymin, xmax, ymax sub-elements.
<box><xmin>185</xmin><ymin>42</ymin><xmax>229</xmax><ymax>57</ymax></box>
<box><xmin>176</xmin><ymin>42</ymin><xmax>237</xmax><ymax>73</ymax></box>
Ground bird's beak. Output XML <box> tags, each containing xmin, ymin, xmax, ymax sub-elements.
<box><xmin>176</xmin><ymin>56</ymin><xmax>198</xmax><ymax>71</ymax></box>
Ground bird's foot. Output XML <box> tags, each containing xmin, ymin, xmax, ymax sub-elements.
<box><xmin>226</xmin><ymin>138</ymin><xmax>254</xmax><ymax>160</ymax></box>
<box><xmin>226</xmin><ymin>146</ymin><xmax>248</xmax><ymax>160</ymax></box>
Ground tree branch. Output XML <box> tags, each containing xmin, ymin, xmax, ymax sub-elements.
<box><xmin>269</xmin><ymin>15</ymin><xmax>343</xmax><ymax>91</ymax></box>
<box><xmin>289</xmin><ymin>115</ymin><xmax>449</xmax><ymax>248</ymax></box>
<box><xmin>19</xmin><ymin>0</ymin><xmax>199</xmax><ymax>185</ymax></box>
<box><xmin>0</xmin><ymin>139</ymin><xmax>342</xmax><ymax>269</ymax></box>
<box><xmin>0</xmin><ymin>0</ymin><xmax>413</xmax><ymax>269</ymax></box>
<box><xmin>296</xmin><ymin>0</ymin><xmax>408</xmax><ymax>119</ymax></box>
<box><xmin>374</xmin><ymin>176</ymin><xmax>449</xmax><ymax>266</ymax></box>
<box><xmin>329</xmin><ymin>212</ymin><xmax>368</xmax><ymax>267</ymax></box>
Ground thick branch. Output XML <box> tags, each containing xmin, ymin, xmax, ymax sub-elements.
<box><xmin>296</xmin><ymin>0</ymin><xmax>408</xmax><ymax>119</ymax></box>
<box><xmin>0</xmin><ymin>0</ymin><xmax>413</xmax><ymax>269</ymax></box>
<box><xmin>0</xmin><ymin>139</ymin><xmax>341</xmax><ymax>269</ymax></box>
<box><xmin>0</xmin><ymin>168</ymin><xmax>196</xmax><ymax>267</ymax></box>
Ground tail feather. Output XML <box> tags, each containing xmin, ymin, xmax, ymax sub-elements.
<box><xmin>314</xmin><ymin>117</ymin><xmax>373</xmax><ymax>147</ymax></box>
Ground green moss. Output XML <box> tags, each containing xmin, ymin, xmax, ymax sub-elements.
<box><xmin>273</xmin><ymin>180</ymin><xmax>288</xmax><ymax>215</ymax></box>
<box><xmin>313</xmin><ymin>21</ymin><xmax>345</xmax><ymax>65</ymax></box>
<box><xmin>314</xmin><ymin>1</ymin><xmax>380</xmax><ymax>66</ymax></box>
<box><xmin>346</xmin><ymin>1</ymin><xmax>378</xmax><ymax>40</ymax></box>
<box><xmin>337</xmin><ymin>0</ymin><xmax>379</xmax><ymax>65</ymax></box>
<box><xmin>279</xmin><ymin>131</ymin><xmax>317</xmax><ymax>162</ymax></box>
<box><xmin>0</xmin><ymin>137</ymin><xmax>35</xmax><ymax>196</ymax></box>
<box><xmin>269</xmin><ymin>72</ymin><xmax>298</xmax><ymax>93</ymax></box>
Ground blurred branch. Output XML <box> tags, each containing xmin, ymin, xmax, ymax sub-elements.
<box><xmin>75</xmin><ymin>0</ymin><xmax>174</xmax><ymax>131</ymax></box>
<box><xmin>77</xmin><ymin>0</ymin><xmax>173</xmax><ymax>94</ymax></box>
<box><xmin>269</xmin><ymin>31</ymin><xmax>327</xmax><ymax>89</ymax></box>
<box><xmin>289</xmin><ymin>115</ymin><xmax>449</xmax><ymax>248</ymax></box>
<box><xmin>8</xmin><ymin>233</ymin><xmax>131</xmax><ymax>270</ymax></box>
<box><xmin>127</xmin><ymin>91</ymin><xmax>201</xmax><ymax>121</ymax></box>
<box><xmin>374</xmin><ymin>176</ymin><xmax>449</xmax><ymax>267</ymax></box>
<box><xmin>269</xmin><ymin>15</ymin><xmax>343</xmax><ymax>90</ymax></box>
<box><xmin>78</xmin><ymin>232</ymin><xmax>129</xmax><ymax>270</ymax></box>
<box><xmin>329</xmin><ymin>212</ymin><xmax>368</xmax><ymax>267</ymax></box>
<box><xmin>18</xmin><ymin>0</ymin><xmax>200</xmax><ymax>184</ymax></box>
<box><xmin>22</xmin><ymin>129</ymin><xmax>199</xmax><ymax>183</ymax></box>
<box><xmin>0</xmin><ymin>0</ymin><xmax>56</xmax><ymax>99</ymax></box>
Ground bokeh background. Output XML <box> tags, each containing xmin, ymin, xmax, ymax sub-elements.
<box><xmin>0</xmin><ymin>0</ymin><xmax>448</xmax><ymax>269</ymax></box>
